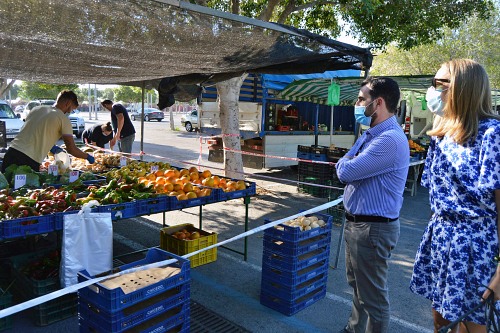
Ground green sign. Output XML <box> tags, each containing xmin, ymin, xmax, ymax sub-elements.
<box><xmin>327</xmin><ymin>83</ymin><xmax>340</xmax><ymax>106</ymax></box>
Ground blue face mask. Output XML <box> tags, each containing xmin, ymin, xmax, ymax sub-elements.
<box><xmin>354</xmin><ymin>100</ymin><xmax>377</xmax><ymax>126</ymax></box>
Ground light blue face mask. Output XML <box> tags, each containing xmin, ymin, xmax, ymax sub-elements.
<box><xmin>425</xmin><ymin>86</ymin><xmax>446</xmax><ymax>116</ymax></box>
<box><xmin>354</xmin><ymin>99</ymin><xmax>377</xmax><ymax>126</ymax></box>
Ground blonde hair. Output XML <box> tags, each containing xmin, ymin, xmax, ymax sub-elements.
<box><xmin>427</xmin><ymin>59</ymin><xmax>499</xmax><ymax>144</ymax></box>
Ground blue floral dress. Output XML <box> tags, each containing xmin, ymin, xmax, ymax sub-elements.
<box><xmin>410</xmin><ymin>117</ymin><xmax>500</xmax><ymax>324</ymax></box>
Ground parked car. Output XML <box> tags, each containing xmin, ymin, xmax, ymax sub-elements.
<box><xmin>69</xmin><ymin>110</ymin><xmax>85</xmax><ymax>138</ymax></box>
<box><xmin>0</xmin><ymin>100</ymin><xmax>24</xmax><ymax>140</ymax></box>
<box><xmin>180</xmin><ymin>110</ymin><xmax>198</xmax><ymax>132</ymax></box>
<box><xmin>22</xmin><ymin>99</ymin><xmax>55</xmax><ymax>121</ymax></box>
<box><xmin>130</xmin><ymin>108</ymin><xmax>164</xmax><ymax>122</ymax></box>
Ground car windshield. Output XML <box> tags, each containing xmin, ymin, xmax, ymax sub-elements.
<box><xmin>0</xmin><ymin>104</ymin><xmax>17</xmax><ymax>119</ymax></box>
<box><xmin>144</xmin><ymin>108</ymin><xmax>159</xmax><ymax>113</ymax></box>
<box><xmin>41</xmin><ymin>100</ymin><xmax>55</xmax><ymax>106</ymax></box>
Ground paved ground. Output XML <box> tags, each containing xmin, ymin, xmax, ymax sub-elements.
<box><xmin>1</xmin><ymin>112</ymin><xmax>435</xmax><ymax>332</ymax></box>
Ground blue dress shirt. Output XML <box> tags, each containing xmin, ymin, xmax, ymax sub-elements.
<box><xmin>336</xmin><ymin>116</ymin><xmax>410</xmax><ymax>218</ymax></box>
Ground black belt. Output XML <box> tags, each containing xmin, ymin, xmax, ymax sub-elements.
<box><xmin>345</xmin><ymin>212</ymin><xmax>398</xmax><ymax>223</ymax></box>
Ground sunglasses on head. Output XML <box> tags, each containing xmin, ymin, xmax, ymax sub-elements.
<box><xmin>431</xmin><ymin>78</ymin><xmax>450</xmax><ymax>89</ymax></box>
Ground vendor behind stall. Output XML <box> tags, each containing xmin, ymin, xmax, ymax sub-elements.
<box><xmin>1</xmin><ymin>90</ymin><xmax>95</xmax><ymax>173</ymax></box>
<box><xmin>82</xmin><ymin>122</ymin><xmax>113</xmax><ymax>148</ymax></box>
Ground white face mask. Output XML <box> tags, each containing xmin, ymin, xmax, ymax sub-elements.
<box><xmin>426</xmin><ymin>87</ymin><xmax>446</xmax><ymax>116</ymax></box>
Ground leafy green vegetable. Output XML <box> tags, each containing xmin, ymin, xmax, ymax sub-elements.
<box><xmin>0</xmin><ymin>172</ymin><xmax>9</xmax><ymax>189</ymax></box>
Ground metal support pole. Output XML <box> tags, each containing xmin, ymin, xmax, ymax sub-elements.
<box><xmin>244</xmin><ymin>196</ymin><xmax>250</xmax><ymax>261</ymax></box>
<box><xmin>199</xmin><ymin>205</ymin><xmax>203</xmax><ymax>230</ymax></box>
<box><xmin>140</xmin><ymin>82</ymin><xmax>145</xmax><ymax>161</ymax></box>
<box><xmin>94</xmin><ymin>84</ymin><xmax>98</xmax><ymax>120</ymax></box>
<box><xmin>88</xmin><ymin>84</ymin><xmax>92</xmax><ymax>119</ymax></box>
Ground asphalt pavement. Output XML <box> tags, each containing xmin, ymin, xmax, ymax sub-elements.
<box><xmin>1</xmin><ymin>112</ymin><xmax>435</xmax><ymax>332</ymax></box>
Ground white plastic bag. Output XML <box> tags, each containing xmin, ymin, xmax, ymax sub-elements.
<box><xmin>60</xmin><ymin>202</ymin><xmax>112</xmax><ymax>288</ymax></box>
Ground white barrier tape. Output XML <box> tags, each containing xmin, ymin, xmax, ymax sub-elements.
<box><xmin>223</xmin><ymin>147</ymin><xmax>336</xmax><ymax>165</ymax></box>
<box><xmin>0</xmin><ymin>198</ymin><xmax>342</xmax><ymax>319</ymax></box>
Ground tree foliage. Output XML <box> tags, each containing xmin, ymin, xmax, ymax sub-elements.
<box><xmin>18</xmin><ymin>82</ymin><xmax>78</xmax><ymax>100</ymax></box>
<box><xmin>370</xmin><ymin>5</ymin><xmax>500</xmax><ymax>88</ymax></box>
<box><xmin>202</xmin><ymin>0</ymin><xmax>494</xmax><ymax>50</ymax></box>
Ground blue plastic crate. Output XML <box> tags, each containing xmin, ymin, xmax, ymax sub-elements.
<box><xmin>79</xmin><ymin>302</ymin><xmax>190</xmax><ymax>333</ymax></box>
<box><xmin>260</xmin><ymin>285</ymin><xmax>326</xmax><ymax>316</ymax></box>
<box><xmin>264</xmin><ymin>213</ymin><xmax>333</xmax><ymax>242</ymax></box>
<box><xmin>78</xmin><ymin>248</ymin><xmax>190</xmax><ymax>313</ymax></box>
<box><xmin>135</xmin><ymin>196</ymin><xmax>169</xmax><ymax>216</ymax></box>
<box><xmin>261</xmin><ymin>260</ymin><xmax>328</xmax><ymax>287</ymax></box>
<box><xmin>297</xmin><ymin>151</ymin><xmax>311</xmax><ymax>160</ymax></box>
<box><xmin>263</xmin><ymin>232</ymin><xmax>332</xmax><ymax>257</ymax></box>
<box><xmin>79</xmin><ymin>283</ymin><xmax>189</xmax><ymax>332</ymax></box>
<box><xmin>262</xmin><ymin>245</ymin><xmax>331</xmax><ymax>272</ymax></box>
<box><xmin>0</xmin><ymin>214</ymin><xmax>55</xmax><ymax>240</ymax></box>
<box><xmin>96</xmin><ymin>202</ymin><xmax>136</xmax><ymax>220</ymax></box>
<box><xmin>217</xmin><ymin>181</ymin><xmax>256</xmax><ymax>201</ymax></box>
<box><xmin>261</xmin><ymin>272</ymin><xmax>328</xmax><ymax>301</ymax></box>
<box><xmin>309</xmin><ymin>153</ymin><xmax>328</xmax><ymax>162</ymax></box>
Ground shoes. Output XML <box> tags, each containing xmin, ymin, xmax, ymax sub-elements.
<box><xmin>338</xmin><ymin>326</ymin><xmax>353</xmax><ymax>333</ymax></box>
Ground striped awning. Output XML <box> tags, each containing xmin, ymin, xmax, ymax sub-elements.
<box><xmin>278</xmin><ymin>76</ymin><xmax>434</xmax><ymax>105</ymax></box>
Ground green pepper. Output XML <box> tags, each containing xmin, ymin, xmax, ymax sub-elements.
<box><xmin>106</xmin><ymin>179</ymin><xmax>118</xmax><ymax>191</ymax></box>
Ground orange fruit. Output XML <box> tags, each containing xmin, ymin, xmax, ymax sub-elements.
<box><xmin>173</xmin><ymin>183</ymin><xmax>183</xmax><ymax>192</ymax></box>
<box><xmin>173</xmin><ymin>169</ymin><xmax>181</xmax><ymax>178</ymax></box>
<box><xmin>154</xmin><ymin>183</ymin><xmax>164</xmax><ymax>193</ymax></box>
<box><xmin>218</xmin><ymin>178</ymin><xmax>227</xmax><ymax>187</ymax></box>
<box><xmin>165</xmin><ymin>169</ymin><xmax>176</xmax><ymax>178</ymax></box>
<box><xmin>180</xmin><ymin>175</ymin><xmax>191</xmax><ymax>184</ymax></box>
<box><xmin>189</xmin><ymin>166</ymin><xmax>199</xmax><ymax>174</ymax></box>
<box><xmin>146</xmin><ymin>173</ymin><xmax>156</xmax><ymax>181</ymax></box>
<box><xmin>236</xmin><ymin>180</ymin><xmax>246</xmax><ymax>190</ymax></box>
<box><xmin>168</xmin><ymin>191</ymin><xmax>178</xmax><ymax>196</ymax></box>
<box><xmin>156</xmin><ymin>177</ymin><xmax>166</xmax><ymax>185</ymax></box>
<box><xmin>189</xmin><ymin>172</ymin><xmax>199</xmax><ymax>181</ymax></box>
<box><xmin>175</xmin><ymin>178</ymin><xmax>184</xmax><ymax>186</ymax></box>
<box><xmin>202</xmin><ymin>170</ymin><xmax>212</xmax><ymax>178</ymax></box>
<box><xmin>166</xmin><ymin>176</ymin><xmax>176</xmax><ymax>184</ymax></box>
<box><xmin>164</xmin><ymin>183</ymin><xmax>174</xmax><ymax>192</ymax></box>
<box><xmin>179</xmin><ymin>169</ymin><xmax>189</xmax><ymax>177</ymax></box>
<box><xmin>177</xmin><ymin>194</ymin><xmax>188</xmax><ymax>201</ymax></box>
<box><xmin>186</xmin><ymin>191</ymin><xmax>197</xmax><ymax>199</ymax></box>
<box><xmin>155</xmin><ymin>169</ymin><xmax>165</xmax><ymax>177</ymax></box>
<box><xmin>202</xmin><ymin>177</ymin><xmax>215</xmax><ymax>187</ymax></box>
<box><xmin>212</xmin><ymin>175</ymin><xmax>220</xmax><ymax>186</ymax></box>
<box><xmin>183</xmin><ymin>183</ymin><xmax>194</xmax><ymax>193</ymax></box>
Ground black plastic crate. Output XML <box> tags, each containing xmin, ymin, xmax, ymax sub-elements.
<box><xmin>298</xmin><ymin>182</ymin><xmax>332</xmax><ymax>198</ymax></box>
<box><xmin>298</xmin><ymin>161</ymin><xmax>335</xmax><ymax>179</ymax></box>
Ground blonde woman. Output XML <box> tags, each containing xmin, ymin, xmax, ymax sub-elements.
<box><xmin>410</xmin><ymin>59</ymin><xmax>500</xmax><ymax>332</ymax></box>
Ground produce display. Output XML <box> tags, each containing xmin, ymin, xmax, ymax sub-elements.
<box><xmin>72</xmin><ymin>152</ymin><xmax>134</xmax><ymax>173</ymax></box>
<box><xmin>278</xmin><ymin>215</ymin><xmax>327</xmax><ymax>231</ymax></box>
<box><xmin>0</xmin><ymin>160</ymin><xmax>256</xmax><ymax>234</ymax></box>
<box><xmin>408</xmin><ymin>140</ymin><xmax>426</xmax><ymax>152</ymax></box>
<box><xmin>170</xmin><ymin>228</ymin><xmax>201</xmax><ymax>241</ymax></box>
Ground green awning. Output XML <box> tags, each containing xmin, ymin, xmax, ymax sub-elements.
<box><xmin>278</xmin><ymin>75</ymin><xmax>434</xmax><ymax>105</ymax></box>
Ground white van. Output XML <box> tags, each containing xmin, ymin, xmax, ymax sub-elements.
<box><xmin>0</xmin><ymin>100</ymin><xmax>24</xmax><ymax>140</ymax></box>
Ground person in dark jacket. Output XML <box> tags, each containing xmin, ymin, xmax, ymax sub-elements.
<box><xmin>82</xmin><ymin>122</ymin><xmax>113</xmax><ymax>148</ymax></box>
<box><xmin>100</xmin><ymin>100</ymin><xmax>136</xmax><ymax>153</ymax></box>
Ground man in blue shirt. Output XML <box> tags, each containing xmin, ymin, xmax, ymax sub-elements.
<box><xmin>336</xmin><ymin>77</ymin><xmax>409</xmax><ymax>333</ymax></box>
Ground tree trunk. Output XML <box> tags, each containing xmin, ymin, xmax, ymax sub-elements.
<box><xmin>216</xmin><ymin>75</ymin><xmax>247</xmax><ymax>179</ymax></box>
<box><xmin>0</xmin><ymin>79</ymin><xmax>14</xmax><ymax>98</ymax></box>
<box><xmin>168</xmin><ymin>107</ymin><xmax>175</xmax><ymax>130</ymax></box>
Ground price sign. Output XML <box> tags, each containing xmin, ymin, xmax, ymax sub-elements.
<box><xmin>14</xmin><ymin>174</ymin><xmax>26</xmax><ymax>189</ymax></box>
<box><xmin>48</xmin><ymin>165</ymin><xmax>58</xmax><ymax>176</ymax></box>
<box><xmin>150</xmin><ymin>165</ymin><xmax>159</xmax><ymax>173</ymax></box>
<box><xmin>69</xmin><ymin>170</ymin><xmax>79</xmax><ymax>183</ymax></box>
<box><xmin>120</xmin><ymin>156</ymin><xmax>127</xmax><ymax>167</ymax></box>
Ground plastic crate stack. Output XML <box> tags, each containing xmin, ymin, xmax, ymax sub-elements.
<box><xmin>297</xmin><ymin>146</ymin><xmax>347</xmax><ymax>199</ymax></box>
<box><xmin>9</xmin><ymin>248</ymin><xmax>78</xmax><ymax>326</ymax></box>
<box><xmin>78</xmin><ymin>248</ymin><xmax>191</xmax><ymax>333</ymax></box>
<box><xmin>260</xmin><ymin>213</ymin><xmax>333</xmax><ymax>316</ymax></box>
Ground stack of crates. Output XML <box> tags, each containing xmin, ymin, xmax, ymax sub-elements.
<box><xmin>260</xmin><ymin>213</ymin><xmax>333</xmax><ymax>316</ymax></box>
<box><xmin>78</xmin><ymin>248</ymin><xmax>191</xmax><ymax>333</ymax></box>
<box><xmin>9</xmin><ymin>248</ymin><xmax>78</xmax><ymax>326</ymax></box>
<box><xmin>297</xmin><ymin>146</ymin><xmax>348</xmax><ymax>198</ymax></box>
